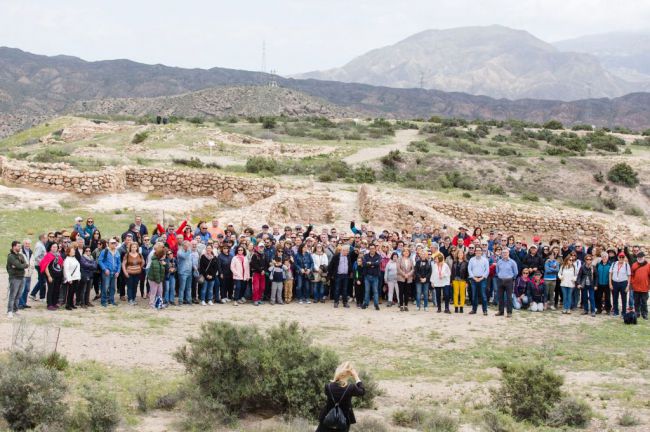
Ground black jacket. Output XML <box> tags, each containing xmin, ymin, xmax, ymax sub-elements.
<box><xmin>316</xmin><ymin>381</ymin><xmax>365</xmax><ymax>431</ymax></box>
<box><xmin>328</xmin><ymin>253</ymin><xmax>353</xmax><ymax>279</ymax></box>
<box><xmin>414</xmin><ymin>258</ymin><xmax>432</xmax><ymax>281</ymax></box>
<box><xmin>199</xmin><ymin>255</ymin><xmax>219</xmax><ymax>279</ymax></box>
<box><xmin>451</xmin><ymin>260</ymin><xmax>469</xmax><ymax>280</ymax></box>
<box><xmin>250</xmin><ymin>252</ymin><xmax>266</xmax><ymax>274</ymax></box>
<box><xmin>522</xmin><ymin>253</ymin><xmax>545</xmax><ymax>273</ymax></box>
<box><xmin>218</xmin><ymin>252</ymin><xmax>233</xmax><ymax>278</ymax></box>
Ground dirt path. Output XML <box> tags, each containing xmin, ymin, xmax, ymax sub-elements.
<box><xmin>343</xmin><ymin>129</ymin><xmax>420</xmax><ymax>165</ymax></box>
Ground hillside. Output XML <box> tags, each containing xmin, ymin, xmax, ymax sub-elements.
<box><xmin>296</xmin><ymin>25</ymin><xmax>636</xmax><ymax>100</ymax></box>
<box><xmin>73</xmin><ymin>86</ymin><xmax>359</xmax><ymax>119</ymax></box>
<box><xmin>554</xmin><ymin>32</ymin><xmax>650</xmax><ymax>84</ymax></box>
<box><xmin>2</xmin><ymin>46</ymin><xmax>650</xmax><ymax>137</ymax></box>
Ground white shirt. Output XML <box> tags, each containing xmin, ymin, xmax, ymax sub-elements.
<box><xmin>63</xmin><ymin>256</ymin><xmax>81</xmax><ymax>283</ymax></box>
<box><xmin>430</xmin><ymin>262</ymin><xmax>451</xmax><ymax>287</ymax></box>
<box><xmin>610</xmin><ymin>261</ymin><xmax>631</xmax><ymax>283</ymax></box>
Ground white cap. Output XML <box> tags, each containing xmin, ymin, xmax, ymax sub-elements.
<box><xmin>75</xmin><ymin>216</ymin><xmax>83</xmax><ymax>222</ymax></box>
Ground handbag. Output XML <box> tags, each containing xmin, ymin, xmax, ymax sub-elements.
<box><xmin>322</xmin><ymin>384</ymin><xmax>349</xmax><ymax>430</ymax></box>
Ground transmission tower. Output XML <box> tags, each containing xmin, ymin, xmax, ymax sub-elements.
<box><xmin>269</xmin><ymin>69</ymin><xmax>278</xmax><ymax>87</ymax></box>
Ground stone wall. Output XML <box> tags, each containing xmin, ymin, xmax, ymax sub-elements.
<box><xmin>0</xmin><ymin>157</ymin><xmax>276</xmax><ymax>201</ymax></box>
<box><xmin>358</xmin><ymin>185</ymin><xmax>631</xmax><ymax>243</ymax></box>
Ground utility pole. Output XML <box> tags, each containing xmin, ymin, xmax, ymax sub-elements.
<box><xmin>261</xmin><ymin>40</ymin><xmax>267</xmax><ymax>74</ymax></box>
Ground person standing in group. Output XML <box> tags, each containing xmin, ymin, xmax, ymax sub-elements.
<box><xmin>413</xmin><ymin>249</ymin><xmax>432</xmax><ymax>311</ymax></box>
<box><xmin>451</xmin><ymin>249</ymin><xmax>469</xmax><ymax>313</ymax></box>
<box><xmin>294</xmin><ymin>244</ymin><xmax>314</xmax><ymax>304</ymax></box>
<box><xmin>328</xmin><ymin>246</ymin><xmax>352</xmax><ymax>308</ymax></box>
<box><xmin>430</xmin><ymin>254</ymin><xmax>452</xmax><ymax>313</ymax></box>
<box><xmin>29</xmin><ymin>233</ymin><xmax>48</xmax><ymax>302</ymax></box>
<box><xmin>268</xmin><ymin>257</ymin><xmax>286</xmax><ymax>305</ymax></box>
<box><xmin>558</xmin><ymin>256</ymin><xmax>578</xmax><ymax>314</ymax></box>
<box><xmin>577</xmin><ymin>254</ymin><xmax>596</xmax><ymax>316</ymax></box>
<box><xmin>218</xmin><ymin>245</ymin><xmax>234</xmax><ymax>303</ymax></box>
<box><xmin>468</xmin><ymin>246</ymin><xmax>490</xmax><ymax>316</ymax></box>
<box><xmin>384</xmin><ymin>252</ymin><xmax>399</xmax><ymax>307</ymax></box>
<box><xmin>362</xmin><ymin>244</ymin><xmax>381</xmax><ymax>310</ymax></box>
<box><xmin>79</xmin><ymin>246</ymin><xmax>97</xmax><ymax>307</ymax></box>
<box><xmin>63</xmin><ymin>246</ymin><xmax>81</xmax><ymax>310</ymax></box>
<box><xmin>230</xmin><ymin>246</ymin><xmax>250</xmax><ymax>305</ymax></box>
<box><xmin>543</xmin><ymin>250</ymin><xmax>560</xmax><ymax>310</ymax></box>
<box><xmin>250</xmin><ymin>243</ymin><xmax>267</xmax><ymax>306</ymax></box>
<box><xmin>397</xmin><ymin>248</ymin><xmax>414</xmax><ymax>312</ymax></box>
<box><xmin>41</xmin><ymin>243</ymin><xmax>64</xmax><ymax>311</ymax></box>
<box><xmin>312</xmin><ymin>243</ymin><xmax>329</xmax><ymax>304</ymax></box>
<box><xmin>176</xmin><ymin>241</ymin><xmax>193</xmax><ymax>306</ymax></box>
<box><xmin>122</xmin><ymin>242</ymin><xmax>144</xmax><ymax>306</ymax></box>
<box><xmin>316</xmin><ymin>362</ymin><xmax>365</xmax><ymax>432</ymax></box>
<box><xmin>6</xmin><ymin>241</ymin><xmax>28</xmax><ymax>318</ymax></box>
<box><xmin>199</xmin><ymin>244</ymin><xmax>219</xmax><ymax>305</ymax></box>
<box><xmin>630</xmin><ymin>252</ymin><xmax>649</xmax><ymax>320</ymax></box>
<box><xmin>495</xmin><ymin>248</ymin><xmax>518</xmax><ymax>317</ymax></box>
<box><xmin>595</xmin><ymin>251</ymin><xmax>613</xmax><ymax>314</ymax></box>
<box><xmin>99</xmin><ymin>238</ymin><xmax>121</xmax><ymax>307</ymax></box>
<box><xmin>610</xmin><ymin>252</ymin><xmax>631</xmax><ymax>317</ymax></box>
<box><xmin>17</xmin><ymin>239</ymin><xmax>34</xmax><ymax>310</ymax></box>
<box><xmin>148</xmin><ymin>246</ymin><xmax>166</xmax><ymax>308</ymax></box>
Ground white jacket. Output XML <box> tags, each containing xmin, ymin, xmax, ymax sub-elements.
<box><xmin>311</xmin><ymin>253</ymin><xmax>329</xmax><ymax>273</ymax></box>
<box><xmin>63</xmin><ymin>256</ymin><xmax>81</xmax><ymax>283</ymax></box>
<box><xmin>558</xmin><ymin>265</ymin><xmax>577</xmax><ymax>288</ymax></box>
<box><xmin>430</xmin><ymin>262</ymin><xmax>451</xmax><ymax>287</ymax></box>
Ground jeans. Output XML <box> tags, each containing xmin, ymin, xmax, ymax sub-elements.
<box><xmin>497</xmin><ymin>278</ymin><xmax>514</xmax><ymax>314</ymax></box>
<box><xmin>561</xmin><ymin>286</ymin><xmax>573</xmax><ymax>311</ymax></box>
<box><xmin>7</xmin><ymin>277</ymin><xmax>23</xmax><ymax>313</ymax></box>
<box><xmin>178</xmin><ymin>273</ymin><xmax>192</xmax><ymax>304</ymax></box>
<box><xmin>126</xmin><ymin>274</ymin><xmax>140</xmax><ymax>302</ymax></box>
<box><xmin>312</xmin><ymin>281</ymin><xmax>324</xmax><ymax>301</ymax></box>
<box><xmin>30</xmin><ymin>271</ymin><xmax>47</xmax><ymax>299</ymax></box>
<box><xmin>611</xmin><ymin>281</ymin><xmax>628</xmax><ymax>315</ymax></box>
<box><xmin>581</xmin><ymin>285</ymin><xmax>595</xmax><ymax>313</ymax></box>
<box><xmin>414</xmin><ymin>281</ymin><xmax>429</xmax><ymax>308</ymax></box>
<box><xmin>164</xmin><ymin>276</ymin><xmax>176</xmax><ymax>304</ymax></box>
<box><xmin>19</xmin><ymin>276</ymin><xmax>31</xmax><ymax>307</ymax></box>
<box><xmin>296</xmin><ymin>274</ymin><xmax>311</xmax><ymax>301</ymax></box>
<box><xmin>595</xmin><ymin>284</ymin><xmax>611</xmax><ymax>313</ymax></box>
<box><xmin>334</xmin><ymin>275</ymin><xmax>348</xmax><ymax>303</ymax></box>
<box><xmin>512</xmin><ymin>294</ymin><xmax>528</xmax><ymax>310</ymax></box>
<box><xmin>363</xmin><ymin>275</ymin><xmax>379</xmax><ymax>307</ymax></box>
<box><xmin>81</xmin><ymin>276</ymin><xmax>93</xmax><ymax>305</ymax></box>
<box><xmin>200</xmin><ymin>279</ymin><xmax>215</xmax><ymax>302</ymax></box>
<box><xmin>470</xmin><ymin>279</ymin><xmax>488</xmax><ymax>313</ymax></box>
<box><xmin>101</xmin><ymin>273</ymin><xmax>117</xmax><ymax>306</ymax></box>
<box><xmin>212</xmin><ymin>277</ymin><xmax>221</xmax><ymax>302</ymax></box>
<box><xmin>233</xmin><ymin>279</ymin><xmax>246</xmax><ymax>301</ymax></box>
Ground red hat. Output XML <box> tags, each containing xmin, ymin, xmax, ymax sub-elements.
<box><xmin>533</xmin><ymin>235</ymin><xmax>541</xmax><ymax>243</ymax></box>
<box><xmin>618</xmin><ymin>252</ymin><xmax>626</xmax><ymax>257</ymax></box>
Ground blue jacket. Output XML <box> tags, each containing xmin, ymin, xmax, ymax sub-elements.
<box><xmin>295</xmin><ymin>252</ymin><xmax>314</xmax><ymax>275</ymax></box>
<box><xmin>544</xmin><ymin>259</ymin><xmax>560</xmax><ymax>281</ymax></box>
<box><xmin>362</xmin><ymin>252</ymin><xmax>381</xmax><ymax>277</ymax></box>
<box><xmin>176</xmin><ymin>249</ymin><xmax>193</xmax><ymax>275</ymax></box>
<box><xmin>98</xmin><ymin>249</ymin><xmax>121</xmax><ymax>275</ymax></box>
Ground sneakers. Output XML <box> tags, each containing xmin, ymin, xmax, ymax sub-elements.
<box><xmin>7</xmin><ymin>311</ymin><xmax>13</xmax><ymax>319</ymax></box>
<box><xmin>424</xmin><ymin>307</ymin><xmax>429</xmax><ymax>312</ymax></box>
<box><xmin>29</xmin><ymin>295</ymin><xmax>37</xmax><ymax>302</ymax></box>
<box><xmin>306</xmin><ymin>300</ymin><xmax>311</xmax><ymax>304</ymax></box>
<box><xmin>417</xmin><ymin>307</ymin><xmax>421</xmax><ymax>311</ymax></box>
<box><xmin>343</xmin><ymin>304</ymin><xmax>350</xmax><ymax>308</ymax></box>
<box><xmin>208</xmin><ymin>301</ymin><xmax>213</xmax><ymax>305</ymax></box>
<box><xmin>221</xmin><ymin>298</ymin><xmax>227</xmax><ymax>304</ymax></box>
<box><xmin>201</xmin><ymin>301</ymin><xmax>207</xmax><ymax>306</ymax></box>
<box><xmin>334</xmin><ymin>303</ymin><xmax>339</xmax><ymax>308</ymax></box>
<box><xmin>299</xmin><ymin>300</ymin><xmax>304</xmax><ymax>304</ymax></box>
<box><xmin>233</xmin><ymin>301</ymin><xmax>239</xmax><ymax>306</ymax></box>
<box><xmin>374</xmin><ymin>305</ymin><xmax>380</xmax><ymax>311</ymax></box>
<box><xmin>400</xmin><ymin>306</ymin><xmax>404</xmax><ymax>312</ymax></box>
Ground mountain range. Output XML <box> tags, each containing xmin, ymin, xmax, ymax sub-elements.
<box><xmin>3</xmin><ymin>24</ymin><xmax>650</xmax><ymax>138</ymax></box>
<box><xmin>296</xmin><ymin>25</ymin><xmax>649</xmax><ymax>101</ymax></box>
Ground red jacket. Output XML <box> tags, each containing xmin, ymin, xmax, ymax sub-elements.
<box><xmin>452</xmin><ymin>234</ymin><xmax>474</xmax><ymax>248</ymax></box>
<box><xmin>157</xmin><ymin>220</ymin><xmax>187</xmax><ymax>256</ymax></box>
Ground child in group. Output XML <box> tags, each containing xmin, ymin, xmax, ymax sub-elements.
<box><xmin>528</xmin><ymin>270</ymin><xmax>546</xmax><ymax>312</ymax></box>
<box><xmin>268</xmin><ymin>257</ymin><xmax>286</xmax><ymax>305</ymax></box>
<box><xmin>283</xmin><ymin>258</ymin><xmax>294</xmax><ymax>304</ymax></box>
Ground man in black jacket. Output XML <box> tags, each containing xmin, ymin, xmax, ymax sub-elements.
<box><xmin>6</xmin><ymin>241</ymin><xmax>28</xmax><ymax>318</ymax></box>
<box><xmin>328</xmin><ymin>247</ymin><xmax>353</xmax><ymax>308</ymax></box>
<box><xmin>522</xmin><ymin>245</ymin><xmax>545</xmax><ymax>275</ymax></box>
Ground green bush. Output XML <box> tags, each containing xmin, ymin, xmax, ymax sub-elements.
<box><xmin>380</xmin><ymin>150</ymin><xmax>403</xmax><ymax>168</ymax></box>
<box><xmin>188</xmin><ymin>117</ymin><xmax>204</xmax><ymax>124</ymax></box>
<box><xmin>439</xmin><ymin>170</ymin><xmax>476</xmax><ymax>190</ymax></box>
<box><xmin>246</xmin><ymin>156</ymin><xmax>279</xmax><ymax>174</ymax></box>
<box><xmin>593</xmin><ymin>171</ymin><xmax>605</xmax><ymax>183</ymax></box>
<box><xmin>353</xmin><ymin>417</ymin><xmax>390</xmax><ymax>432</ymax></box>
<box><xmin>408</xmin><ymin>140</ymin><xmax>431</xmax><ymax>153</ymax></box>
<box><xmin>353</xmin><ymin>166</ymin><xmax>376</xmax><ymax>184</ymax></box>
<box><xmin>67</xmin><ymin>385</ymin><xmax>120</xmax><ymax>432</ymax></box>
<box><xmin>423</xmin><ymin>410</ymin><xmax>459</xmax><ymax>432</ymax></box>
<box><xmin>481</xmin><ymin>410</ymin><xmax>519</xmax><ymax>432</ymax></box>
<box><xmin>32</xmin><ymin>147</ymin><xmax>71</xmax><ymax>162</ymax></box>
<box><xmin>486</xmin><ymin>185</ymin><xmax>506</xmax><ymax>196</ymax></box>
<box><xmin>547</xmin><ymin>396</ymin><xmax>592</xmax><ymax>428</ymax></box>
<box><xmin>543</xmin><ymin>120</ymin><xmax>564</xmax><ymax>130</ymax></box>
<box><xmin>173</xmin><ymin>157</ymin><xmax>205</xmax><ymax>168</ymax></box>
<box><xmin>571</xmin><ymin>124</ymin><xmax>593</xmax><ymax>131</ymax></box>
<box><xmin>352</xmin><ymin>370</ymin><xmax>383</xmax><ymax>409</ymax></box>
<box><xmin>174</xmin><ymin>321</ymin><xmax>341</xmax><ymax>421</ymax></box>
<box><xmin>497</xmin><ymin>147</ymin><xmax>518</xmax><ymax>156</ymax></box>
<box><xmin>491</xmin><ymin>363</ymin><xmax>563</xmax><ymax>425</ymax></box>
<box><xmin>262</xmin><ymin>117</ymin><xmax>277</xmax><ymax>129</ymax></box>
<box><xmin>608</xmin><ymin>163</ymin><xmax>639</xmax><ymax>187</ymax></box>
<box><xmin>617</xmin><ymin>410</ymin><xmax>641</xmax><ymax>427</ymax></box>
<box><xmin>0</xmin><ymin>350</ymin><xmax>67</xmax><ymax>431</ymax></box>
<box><xmin>601</xmin><ymin>197</ymin><xmax>617</xmax><ymax>210</ymax></box>
<box><xmin>624</xmin><ymin>206</ymin><xmax>644</xmax><ymax>217</ymax></box>
<box><xmin>522</xmin><ymin>193</ymin><xmax>539</xmax><ymax>202</ymax></box>
<box><xmin>392</xmin><ymin>408</ymin><xmax>427</xmax><ymax>427</ymax></box>
<box><xmin>132</xmin><ymin>131</ymin><xmax>149</xmax><ymax>144</ymax></box>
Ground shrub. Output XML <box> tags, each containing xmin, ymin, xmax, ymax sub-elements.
<box><xmin>132</xmin><ymin>131</ymin><xmax>149</xmax><ymax>144</ymax></box>
<box><xmin>424</xmin><ymin>410</ymin><xmax>459</xmax><ymax>432</ymax></box>
<box><xmin>624</xmin><ymin>206</ymin><xmax>644</xmax><ymax>217</ymax></box>
<box><xmin>380</xmin><ymin>150</ymin><xmax>403</xmax><ymax>168</ymax></box>
<box><xmin>497</xmin><ymin>147</ymin><xmax>518</xmax><ymax>156</ymax></box>
<box><xmin>593</xmin><ymin>171</ymin><xmax>605</xmax><ymax>183</ymax></box>
<box><xmin>174</xmin><ymin>321</ymin><xmax>341</xmax><ymax>420</ymax></box>
<box><xmin>486</xmin><ymin>185</ymin><xmax>506</xmax><ymax>196</ymax></box>
<box><xmin>262</xmin><ymin>117</ymin><xmax>277</xmax><ymax>129</ymax></box>
<box><xmin>246</xmin><ymin>156</ymin><xmax>278</xmax><ymax>174</ymax></box>
<box><xmin>617</xmin><ymin>410</ymin><xmax>641</xmax><ymax>427</ymax></box>
<box><xmin>491</xmin><ymin>363</ymin><xmax>563</xmax><ymax>424</ymax></box>
<box><xmin>608</xmin><ymin>163</ymin><xmax>639</xmax><ymax>187</ymax></box>
<box><xmin>547</xmin><ymin>396</ymin><xmax>592</xmax><ymax>428</ymax></box>
<box><xmin>439</xmin><ymin>170</ymin><xmax>476</xmax><ymax>190</ymax></box>
<box><xmin>393</xmin><ymin>408</ymin><xmax>426</xmax><ymax>427</ymax></box>
<box><xmin>481</xmin><ymin>410</ymin><xmax>519</xmax><ymax>432</ymax></box>
<box><xmin>352</xmin><ymin>370</ymin><xmax>383</xmax><ymax>409</ymax></box>
<box><xmin>572</xmin><ymin>124</ymin><xmax>593</xmax><ymax>131</ymax></box>
<box><xmin>407</xmin><ymin>140</ymin><xmax>430</xmax><ymax>153</ymax></box>
<box><xmin>318</xmin><ymin>172</ymin><xmax>336</xmax><ymax>182</ymax></box>
<box><xmin>32</xmin><ymin>147</ymin><xmax>71</xmax><ymax>162</ymax></box>
<box><xmin>67</xmin><ymin>385</ymin><xmax>120</xmax><ymax>432</ymax></box>
<box><xmin>0</xmin><ymin>350</ymin><xmax>67</xmax><ymax>431</ymax></box>
<box><xmin>543</xmin><ymin>120</ymin><xmax>564</xmax><ymax>130</ymax></box>
<box><xmin>522</xmin><ymin>193</ymin><xmax>539</xmax><ymax>202</ymax></box>
<box><xmin>173</xmin><ymin>157</ymin><xmax>205</xmax><ymax>168</ymax></box>
<box><xmin>601</xmin><ymin>197</ymin><xmax>617</xmax><ymax>210</ymax></box>
<box><xmin>188</xmin><ymin>117</ymin><xmax>204</xmax><ymax>124</ymax></box>
<box><xmin>353</xmin><ymin>166</ymin><xmax>376</xmax><ymax>184</ymax></box>
<box><xmin>354</xmin><ymin>417</ymin><xmax>390</xmax><ymax>432</ymax></box>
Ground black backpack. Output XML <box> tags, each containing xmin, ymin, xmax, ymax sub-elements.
<box><xmin>322</xmin><ymin>384</ymin><xmax>349</xmax><ymax>430</ymax></box>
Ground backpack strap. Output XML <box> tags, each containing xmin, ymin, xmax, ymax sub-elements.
<box><xmin>328</xmin><ymin>383</ymin><xmax>349</xmax><ymax>407</ymax></box>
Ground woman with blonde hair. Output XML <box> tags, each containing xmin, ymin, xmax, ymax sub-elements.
<box><xmin>397</xmin><ymin>248</ymin><xmax>414</xmax><ymax>312</ymax></box>
<box><xmin>316</xmin><ymin>361</ymin><xmax>365</xmax><ymax>432</ymax></box>
<box><xmin>451</xmin><ymin>248</ymin><xmax>469</xmax><ymax>313</ymax></box>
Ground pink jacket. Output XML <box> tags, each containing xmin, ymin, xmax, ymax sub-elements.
<box><xmin>230</xmin><ymin>254</ymin><xmax>250</xmax><ymax>281</ymax></box>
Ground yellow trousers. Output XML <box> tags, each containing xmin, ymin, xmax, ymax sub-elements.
<box><xmin>452</xmin><ymin>280</ymin><xmax>466</xmax><ymax>307</ymax></box>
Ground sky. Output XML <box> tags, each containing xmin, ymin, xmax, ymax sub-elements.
<box><xmin>2</xmin><ymin>0</ymin><xmax>649</xmax><ymax>75</ymax></box>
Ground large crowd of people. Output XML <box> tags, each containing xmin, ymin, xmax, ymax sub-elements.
<box><xmin>5</xmin><ymin>215</ymin><xmax>649</xmax><ymax>322</ymax></box>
